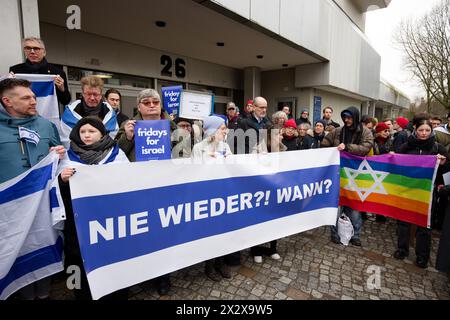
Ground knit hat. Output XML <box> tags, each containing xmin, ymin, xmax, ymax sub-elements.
<box><xmin>246</xmin><ymin>100</ymin><xmax>254</xmax><ymax>106</ymax></box>
<box><xmin>283</xmin><ymin>118</ymin><xmax>297</xmax><ymax>129</ymax></box>
<box><xmin>301</xmin><ymin>108</ymin><xmax>309</xmax><ymax>114</ymax></box>
<box><xmin>70</xmin><ymin>116</ymin><xmax>107</xmax><ymax>141</ymax></box>
<box><xmin>203</xmin><ymin>115</ymin><xmax>226</xmax><ymax>137</ymax></box>
<box><xmin>375</xmin><ymin>122</ymin><xmax>390</xmax><ymax>133</ymax></box>
<box><xmin>314</xmin><ymin>119</ymin><xmax>327</xmax><ymax>128</ymax></box>
<box><xmin>395</xmin><ymin>117</ymin><xmax>409</xmax><ymax>129</ymax></box>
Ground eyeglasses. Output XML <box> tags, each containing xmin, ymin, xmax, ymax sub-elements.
<box><xmin>227</xmin><ymin>108</ymin><xmax>235</xmax><ymax>111</ymax></box>
<box><xmin>83</xmin><ymin>92</ymin><xmax>102</xmax><ymax>98</ymax></box>
<box><xmin>140</xmin><ymin>100</ymin><xmax>160</xmax><ymax>106</ymax></box>
<box><xmin>24</xmin><ymin>46</ymin><xmax>42</xmax><ymax>52</ymax></box>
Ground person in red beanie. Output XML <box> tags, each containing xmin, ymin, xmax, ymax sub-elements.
<box><xmin>374</xmin><ymin>122</ymin><xmax>393</xmax><ymax>155</ymax></box>
<box><xmin>241</xmin><ymin>99</ymin><xmax>254</xmax><ymax>119</ymax></box>
<box><xmin>373</xmin><ymin>122</ymin><xmax>394</xmax><ymax>224</ymax></box>
<box><xmin>282</xmin><ymin>118</ymin><xmax>300</xmax><ymax>151</ymax></box>
<box><xmin>392</xmin><ymin>117</ymin><xmax>410</xmax><ymax>152</ymax></box>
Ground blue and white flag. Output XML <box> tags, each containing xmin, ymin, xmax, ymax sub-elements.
<box><xmin>69</xmin><ymin>148</ymin><xmax>340</xmax><ymax>299</ymax></box>
<box><xmin>18</xmin><ymin>126</ymin><xmax>40</xmax><ymax>145</ymax></box>
<box><xmin>15</xmin><ymin>74</ymin><xmax>60</xmax><ymax>127</ymax></box>
<box><xmin>0</xmin><ymin>152</ymin><xmax>65</xmax><ymax>300</ymax></box>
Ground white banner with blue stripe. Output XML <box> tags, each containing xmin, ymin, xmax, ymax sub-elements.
<box><xmin>70</xmin><ymin>148</ymin><xmax>340</xmax><ymax>299</ymax></box>
<box><xmin>0</xmin><ymin>152</ymin><xmax>65</xmax><ymax>300</ymax></box>
<box><xmin>15</xmin><ymin>74</ymin><xmax>60</xmax><ymax>127</ymax></box>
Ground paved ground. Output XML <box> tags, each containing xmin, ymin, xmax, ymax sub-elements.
<box><xmin>49</xmin><ymin>217</ymin><xmax>450</xmax><ymax>300</ymax></box>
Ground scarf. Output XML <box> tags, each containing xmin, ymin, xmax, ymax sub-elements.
<box><xmin>80</xmin><ymin>98</ymin><xmax>104</xmax><ymax>117</ymax></box>
<box><xmin>24</xmin><ymin>58</ymin><xmax>49</xmax><ymax>74</ymax></box>
<box><xmin>406</xmin><ymin>132</ymin><xmax>436</xmax><ymax>151</ymax></box>
<box><xmin>70</xmin><ymin>135</ymin><xmax>116</xmax><ymax>165</ymax></box>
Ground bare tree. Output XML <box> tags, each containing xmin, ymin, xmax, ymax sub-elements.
<box><xmin>394</xmin><ymin>0</ymin><xmax>450</xmax><ymax>110</ymax></box>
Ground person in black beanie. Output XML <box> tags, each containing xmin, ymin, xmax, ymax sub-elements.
<box><xmin>58</xmin><ymin>116</ymin><xmax>129</xmax><ymax>300</ymax></box>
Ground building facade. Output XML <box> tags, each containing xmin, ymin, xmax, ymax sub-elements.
<box><xmin>1</xmin><ymin>0</ymin><xmax>409</xmax><ymax>122</ymax></box>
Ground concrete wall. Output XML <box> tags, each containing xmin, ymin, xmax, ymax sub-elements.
<box><xmin>333</xmin><ymin>0</ymin><xmax>366</xmax><ymax>31</ymax></box>
<box><xmin>313</xmin><ymin>88</ymin><xmax>364</xmax><ymax>125</ymax></box>
<box><xmin>261</xmin><ymin>68</ymin><xmax>362</xmax><ymax>125</ymax></box>
<box><xmin>211</xmin><ymin>0</ymin><xmax>381</xmax><ymax>100</ymax></box>
<box><xmin>0</xmin><ymin>0</ymin><xmax>41</xmax><ymax>74</ymax></box>
<box><xmin>40</xmin><ymin>23</ymin><xmax>243</xmax><ymax>90</ymax></box>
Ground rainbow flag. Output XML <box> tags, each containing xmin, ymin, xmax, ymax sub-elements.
<box><xmin>339</xmin><ymin>152</ymin><xmax>439</xmax><ymax>228</ymax></box>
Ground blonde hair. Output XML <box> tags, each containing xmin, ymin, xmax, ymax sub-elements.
<box><xmin>22</xmin><ymin>37</ymin><xmax>45</xmax><ymax>49</ymax></box>
<box><xmin>81</xmin><ymin>76</ymin><xmax>104</xmax><ymax>91</ymax></box>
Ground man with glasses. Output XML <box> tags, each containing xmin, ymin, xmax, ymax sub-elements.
<box><xmin>60</xmin><ymin>76</ymin><xmax>118</xmax><ymax>147</ymax></box>
<box><xmin>9</xmin><ymin>37</ymin><xmax>71</xmax><ymax>106</ymax></box>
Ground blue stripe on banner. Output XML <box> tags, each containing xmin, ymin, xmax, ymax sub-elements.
<box><xmin>340</xmin><ymin>157</ymin><xmax>435</xmax><ymax>180</ymax></box>
<box><xmin>0</xmin><ymin>237</ymin><xmax>63</xmax><ymax>295</ymax></box>
<box><xmin>0</xmin><ymin>164</ymin><xmax>53</xmax><ymax>205</ymax></box>
<box><xmin>30</xmin><ymin>81</ymin><xmax>54</xmax><ymax>98</ymax></box>
<box><xmin>72</xmin><ymin>165</ymin><xmax>340</xmax><ymax>272</ymax></box>
<box><xmin>49</xmin><ymin>187</ymin><xmax>58</xmax><ymax>210</ymax></box>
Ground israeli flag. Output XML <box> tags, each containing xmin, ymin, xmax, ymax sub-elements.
<box><xmin>18</xmin><ymin>127</ymin><xmax>40</xmax><ymax>145</ymax></box>
<box><xmin>0</xmin><ymin>152</ymin><xmax>65</xmax><ymax>300</ymax></box>
<box><xmin>15</xmin><ymin>74</ymin><xmax>60</xmax><ymax>127</ymax></box>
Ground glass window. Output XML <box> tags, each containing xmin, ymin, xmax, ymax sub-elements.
<box><xmin>67</xmin><ymin>67</ymin><xmax>154</xmax><ymax>89</ymax></box>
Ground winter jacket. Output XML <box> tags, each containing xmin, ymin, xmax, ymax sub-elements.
<box><xmin>10</xmin><ymin>58</ymin><xmax>71</xmax><ymax>106</ymax></box>
<box><xmin>0</xmin><ymin>104</ymin><xmax>61</xmax><ymax>183</ymax></box>
<box><xmin>236</xmin><ymin>114</ymin><xmax>272</xmax><ymax>154</ymax></box>
<box><xmin>434</xmin><ymin>125</ymin><xmax>450</xmax><ymax>152</ymax></box>
<box><xmin>115</xmin><ymin>111</ymin><xmax>176</xmax><ymax>162</ymax></box>
<box><xmin>321</xmin><ymin>106</ymin><xmax>373</xmax><ymax>156</ymax></box>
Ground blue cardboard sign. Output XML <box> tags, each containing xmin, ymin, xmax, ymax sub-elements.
<box><xmin>313</xmin><ymin>96</ymin><xmax>322</xmax><ymax>124</ymax></box>
<box><xmin>162</xmin><ymin>86</ymin><xmax>183</xmax><ymax>117</ymax></box>
<box><xmin>134</xmin><ymin>120</ymin><xmax>171</xmax><ymax>161</ymax></box>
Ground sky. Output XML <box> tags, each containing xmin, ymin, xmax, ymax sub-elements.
<box><xmin>365</xmin><ymin>0</ymin><xmax>442</xmax><ymax>101</ymax></box>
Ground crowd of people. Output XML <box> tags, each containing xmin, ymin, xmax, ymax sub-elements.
<box><xmin>1</xmin><ymin>37</ymin><xmax>450</xmax><ymax>300</ymax></box>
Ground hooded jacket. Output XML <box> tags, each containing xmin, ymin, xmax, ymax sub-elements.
<box><xmin>321</xmin><ymin>106</ymin><xmax>373</xmax><ymax>156</ymax></box>
<box><xmin>0</xmin><ymin>104</ymin><xmax>61</xmax><ymax>183</ymax></box>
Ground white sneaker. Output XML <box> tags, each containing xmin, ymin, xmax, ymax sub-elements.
<box><xmin>270</xmin><ymin>253</ymin><xmax>281</xmax><ymax>260</ymax></box>
<box><xmin>253</xmin><ymin>255</ymin><xmax>263</xmax><ymax>263</ymax></box>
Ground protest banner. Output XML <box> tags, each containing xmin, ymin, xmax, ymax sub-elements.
<box><xmin>0</xmin><ymin>152</ymin><xmax>65</xmax><ymax>300</ymax></box>
<box><xmin>162</xmin><ymin>85</ymin><xmax>182</xmax><ymax>117</ymax></box>
<box><xmin>179</xmin><ymin>90</ymin><xmax>213</xmax><ymax>120</ymax></box>
<box><xmin>339</xmin><ymin>152</ymin><xmax>438</xmax><ymax>228</ymax></box>
<box><xmin>69</xmin><ymin>148</ymin><xmax>340</xmax><ymax>299</ymax></box>
<box><xmin>134</xmin><ymin>120</ymin><xmax>172</xmax><ymax>161</ymax></box>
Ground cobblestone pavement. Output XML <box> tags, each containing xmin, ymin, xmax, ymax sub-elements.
<box><xmin>50</xmin><ymin>217</ymin><xmax>450</xmax><ymax>300</ymax></box>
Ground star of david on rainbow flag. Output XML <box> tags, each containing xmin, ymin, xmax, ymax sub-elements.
<box><xmin>339</xmin><ymin>152</ymin><xmax>439</xmax><ymax>228</ymax></box>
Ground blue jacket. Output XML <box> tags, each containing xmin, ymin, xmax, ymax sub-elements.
<box><xmin>0</xmin><ymin>105</ymin><xmax>61</xmax><ymax>183</ymax></box>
